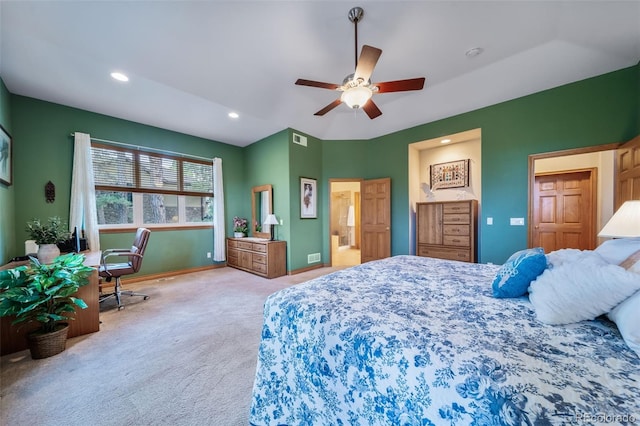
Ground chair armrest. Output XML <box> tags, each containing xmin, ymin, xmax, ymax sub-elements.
<box><xmin>101</xmin><ymin>249</ymin><xmax>138</xmax><ymax>263</ymax></box>
<box><xmin>102</xmin><ymin>252</ymin><xmax>143</xmax><ymax>262</ymax></box>
<box><xmin>100</xmin><ymin>252</ymin><xmax>143</xmax><ymax>278</ymax></box>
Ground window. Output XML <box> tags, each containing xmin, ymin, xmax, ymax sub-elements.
<box><xmin>91</xmin><ymin>143</ymin><xmax>213</xmax><ymax>229</ymax></box>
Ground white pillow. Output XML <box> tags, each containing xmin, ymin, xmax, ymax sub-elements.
<box><xmin>594</xmin><ymin>237</ymin><xmax>640</xmax><ymax>265</ymax></box>
<box><xmin>546</xmin><ymin>248</ymin><xmax>608</xmax><ymax>268</ymax></box>
<box><xmin>529</xmin><ymin>251</ymin><xmax>640</xmax><ymax>325</ymax></box>
<box><xmin>608</xmin><ymin>289</ymin><xmax>640</xmax><ymax>358</ymax></box>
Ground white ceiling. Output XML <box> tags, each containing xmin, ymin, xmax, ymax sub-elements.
<box><xmin>1</xmin><ymin>1</ymin><xmax>639</xmax><ymax>147</ymax></box>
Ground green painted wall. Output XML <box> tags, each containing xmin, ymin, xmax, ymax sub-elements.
<box><xmin>0</xmin><ymin>79</ymin><xmax>15</xmax><ymax>263</ymax></box>
<box><xmin>322</xmin><ymin>65</ymin><xmax>638</xmax><ymax>264</ymax></box>
<box><xmin>320</xmin><ymin>139</ymin><xmax>368</xmax><ymax>264</ymax></box>
<box><xmin>288</xmin><ymin>130</ymin><xmax>323</xmax><ymax>270</ymax></box>
<box><xmin>244</xmin><ymin>129</ymin><xmax>290</xmax><ymax>247</ymax></box>
<box><xmin>4</xmin><ymin>64</ymin><xmax>638</xmax><ymax>272</ymax></box>
<box><xmin>9</xmin><ymin>95</ymin><xmax>244</xmax><ymax>275</ymax></box>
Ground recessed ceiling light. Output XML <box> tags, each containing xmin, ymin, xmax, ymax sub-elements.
<box><xmin>465</xmin><ymin>47</ymin><xmax>483</xmax><ymax>58</ymax></box>
<box><xmin>110</xmin><ymin>72</ymin><xmax>129</xmax><ymax>82</ymax></box>
<box><xmin>228</xmin><ymin>112</ymin><xmax>239</xmax><ymax>119</ymax></box>
<box><xmin>441</xmin><ymin>139</ymin><xmax>451</xmax><ymax>144</ymax></box>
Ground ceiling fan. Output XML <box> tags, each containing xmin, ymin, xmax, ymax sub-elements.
<box><xmin>295</xmin><ymin>6</ymin><xmax>426</xmax><ymax>119</ymax></box>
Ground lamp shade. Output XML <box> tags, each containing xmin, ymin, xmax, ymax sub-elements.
<box><xmin>341</xmin><ymin>86</ymin><xmax>372</xmax><ymax>109</ymax></box>
<box><xmin>598</xmin><ymin>200</ymin><xmax>640</xmax><ymax>238</ymax></box>
<box><xmin>263</xmin><ymin>214</ymin><xmax>279</xmax><ymax>226</ymax></box>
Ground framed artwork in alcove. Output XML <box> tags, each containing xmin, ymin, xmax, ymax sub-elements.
<box><xmin>430</xmin><ymin>159</ymin><xmax>469</xmax><ymax>189</ymax></box>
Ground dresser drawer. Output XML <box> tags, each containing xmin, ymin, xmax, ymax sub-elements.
<box><xmin>252</xmin><ymin>243</ymin><xmax>267</xmax><ymax>253</ymax></box>
<box><xmin>443</xmin><ymin>235</ymin><xmax>470</xmax><ymax>247</ymax></box>
<box><xmin>253</xmin><ymin>253</ymin><xmax>266</xmax><ymax>265</ymax></box>
<box><xmin>418</xmin><ymin>245</ymin><xmax>470</xmax><ymax>262</ymax></box>
<box><xmin>443</xmin><ymin>224</ymin><xmax>470</xmax><ymax>236</ymax></box>
<box><xmin>443</xmin><ymin>202</ymin><xmax>470</xmax><ymax>214</ymax></box>
<box><xmin>237</xmin><ymin>241</ymin><xmax>254</xmax><ymax>250</ymax></box>
<box><xmin>227</xmin><ymin>239</ymin><xmax>238</xmax><ymax>248</ymax></box>
<box><xmin>252</xmin><ymin>262</ymin><xmax>267</xmax><ymax>274</ymax></box>
<box><xmin>443</xmin><ymin>213</ymin><xmax>470</xmax><ymax>224</ymax></box>
<box><xmin>227</xmin><ymin>249</ymin><xmax>239</xmax><ymax>266</ymax></box>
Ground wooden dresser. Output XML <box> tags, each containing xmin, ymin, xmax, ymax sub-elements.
<box><xmin>227</xmin><ymin>238</ymin><xmax>287</xmax><ymax>278</ymax></box>
<box><xmin>416</xmin><ymin>200</ymin><xmax>478</xmax><ymax>263</ymax></box>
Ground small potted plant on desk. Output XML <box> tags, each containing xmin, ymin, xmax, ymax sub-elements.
<box><xmin>25</xmin><ymin>217</ymin><xmax>70</xmax><ymax>264</ymax></box>
<box><xmin>233</xmin><ymin>216</ymin><xmax>248</xmax><ymax>238</ymax></box>
<box><xmin>0</xmin><ymin>253</ymin><xmax>93</xmax><ymax>359</ymax></box>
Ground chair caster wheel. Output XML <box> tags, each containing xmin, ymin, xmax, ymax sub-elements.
<box><xmin>118</xmin><ymin>306</ymin><xmax>124</xmax><ymax>311</ymax></box>
<box><xmin>144</xmin><ymin>296</ymin><xmax>149</xmax><ymax>300</ymax></box>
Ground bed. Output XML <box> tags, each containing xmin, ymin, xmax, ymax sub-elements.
<box><xmin>249</xmin><ymin>254</ymin><xmax>640</xmax><ymax>425</ymax></box>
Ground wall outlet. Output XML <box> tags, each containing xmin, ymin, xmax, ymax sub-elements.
<box><xmin>206</xmin><ymin>252</ymin><xmax>211</xmax><ymax>258</ymax></box>
<box><xmin>510</xmin><ymin>218</ymin><xmax>525</xmax><ymax>226</ymax></box>
<box><xmin>487</xmin><ymin>217</ymin><xmax>493</xmax><ymax>225</ymax></box>
<box><xmin>280</xmin><ymin>219</ymin><xmax>283</xmax><ymax>225</ymax></box>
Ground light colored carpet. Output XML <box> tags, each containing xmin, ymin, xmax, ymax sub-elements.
<box><xmin>0</xmin><ymin>265</ymin><xmax>342</xmax><ymax>426</ymax></box>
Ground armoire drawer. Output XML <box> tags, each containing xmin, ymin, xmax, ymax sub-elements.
<box><xmin>443</xmin><ymin>224</ymin><xmax>470</xmax><ymax>236</ymax></box>
<box><xmin>443</xmin><ymin>235</ymin><xmax>470</xmax><ymax>247</ymax></box>
<box><xmin>418</xmin><ymin>245</ymin><xmax>471</xmax><ymax>262</ymax></box>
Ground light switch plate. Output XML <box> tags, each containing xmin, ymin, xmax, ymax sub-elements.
<box><xmin>510</xmin><ymin>217</ymin><xmax>525</xmax><ymax>226</ymax></box>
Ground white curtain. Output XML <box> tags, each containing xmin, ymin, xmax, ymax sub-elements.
<box><xmin>212</xmin><ymin>157</ymin><xmax>226</xmax><ymax>261</ymax></box>
<box><xmin>70</xmin><ymin>132</ymin><xmax>100</xmax><ymax>251</ymax></box>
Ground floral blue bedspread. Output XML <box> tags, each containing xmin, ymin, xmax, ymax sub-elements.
<box><xmin>249</xmin><ymin>255</ymin><xmax>640</xmax><ymax>425</ymax></box>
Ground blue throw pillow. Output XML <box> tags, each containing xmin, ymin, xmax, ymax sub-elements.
<box><xmin>492</xmin><ymin>247</ymin><xmax>547</xmax><ymax>298</ymax></box>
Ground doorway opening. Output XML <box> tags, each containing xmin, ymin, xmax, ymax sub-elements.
<box><xmin>330</xmin><ymin>180</ymin><xmax>361</xmax><ymax>267</ymax></box>
<box><xmin>528</xmin><ymin>143</ymin><xmax>619</xmax><ymax>249</ymax></box>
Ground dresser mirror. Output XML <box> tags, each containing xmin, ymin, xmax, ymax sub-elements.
<box><xmin>252</xmin><ymin>184</ymin><xmax>273</xmax><ymax>239</ymax></box>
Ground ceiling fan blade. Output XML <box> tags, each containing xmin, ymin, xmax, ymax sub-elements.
<box><xmin>374</xmin><ymin>77</ymin><xmax>426</xmax><ymax>93</ymax></box>
<box><xmin>295</xmin><ymin>79</ymin><xmax>341</xmax><ymax>90</ymax></box>
<box><xmin>362</xmin><ymin>99</ymin><xmax>382</xmax><ymax>119</ymax></box>
<box><xmin>314</xmin><ymin>99</ymin><xmax>342</xmax><ymax>116</ymax></box>
<box><xmin>353</xmin><ymin>45</ymin><xmax>382</xmax><ymax>83</ymax></box>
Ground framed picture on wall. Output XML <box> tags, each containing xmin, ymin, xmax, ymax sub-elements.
<box><xmin>430</xmin><ymin>159</ymin><xmax>469</xmax><ymax>189</ymax></box>
<box><xmin>300</xmin><ymin>177</ymin><xmax>317</xmax><ymax>219</ymax></box>
<box><xmin>0</xmin><ymin>125</ymin><xmax>12</xmax><ymax>186</ymax></box>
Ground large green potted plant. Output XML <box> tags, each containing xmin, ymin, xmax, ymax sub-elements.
<box><xmin>0</xmin><ymin>253</ymin><xmax>94</xmax><ymax>359</ymax></box>
<box><xmin>25</xmin><ymin>217</ymin><xmax>70</xmax><ymax>264</ymax></box>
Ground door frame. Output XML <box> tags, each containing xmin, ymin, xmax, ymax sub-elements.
<box><xmin>329</xmin><ymin>178</ymin><xmax>363</xmax><ymax>266</ymax></box>
<box><xmin>527</xmin><ymin>142</ymin><xmax>620</xmax><ymax>247</ymax></box>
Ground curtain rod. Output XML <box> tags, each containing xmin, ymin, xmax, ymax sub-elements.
<box><xmin>69</xmin><ymin>133</ymin><xmax>213</xmax><ymax>162</ymax></box>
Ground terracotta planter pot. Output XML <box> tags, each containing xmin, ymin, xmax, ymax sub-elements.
<box><xmin>27</xmin><ymin>323</ymin><xmax>69</xmax><ymax>359</ymax></box>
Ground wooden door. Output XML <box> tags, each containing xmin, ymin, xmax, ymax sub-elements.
<box><xmin>361</xmin><ymin>178</ymin><xmax>391</xmax><ymax>263</ymax></box>
<box><xmin>532</xmin><ymin>169</ymin><xmax>596</xmax><ymax>252</ymax></box>
<box><xmin>616</xmin><ymin>135</ymin><xmax>640</xmax><ymax>208</ymax></box>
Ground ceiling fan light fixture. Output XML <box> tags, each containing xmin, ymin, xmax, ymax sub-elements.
<box><xmin>341</xmin><ymin>86</ymin><xmax>373</xmax><ymax>109</ymax></box>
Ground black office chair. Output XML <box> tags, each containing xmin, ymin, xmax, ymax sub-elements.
<box><xmin>99</xmin><ymin>228</ymin><xmax>151</xmax><ymax>310</ymax></box>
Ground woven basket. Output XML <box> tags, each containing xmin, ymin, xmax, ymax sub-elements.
<box><xmin>27</xmin><ymin>323</ymin><xmax>69</xmax><ymax>359</ymax></box>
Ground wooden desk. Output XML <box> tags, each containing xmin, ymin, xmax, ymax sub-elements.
<box><xmin>0</xmin><ymin>251</ymin><xmax>101</xmax><ymax>356</ymax></box>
